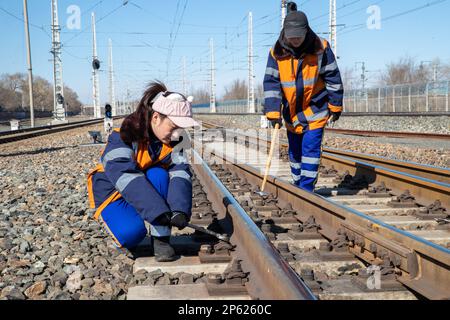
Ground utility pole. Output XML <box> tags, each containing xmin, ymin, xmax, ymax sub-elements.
<box><xmin>209</xmin><ymin>38</ymin><xmax>216</xmax><ymax>113</ymax></box>
<box><xmin>121</xmin><ymin>95</ymin><xmax>125</xmax><ymax>116</ymax></box>
<box><xmin>356</xmin><ymin>61</ymin><xmax>368</xmax><ymax>112</ymax></box>
<box><xmin>247</xmin><ymin>12</ymin><xmax>255</xmax><ymax>113</ymax></box>
<box><xmin>108</xmin><ymin>39</ymin><xmax>116</xmax><ymax>116</ymax></box>
<box><xmin>433</xmin><ymin>63</ymin><xmax>438</xmax><ymax>82</ymax></box>
<box><xmin>361</xmin><ymin>62</ymin><xmax>366</xmax><ymax>91</ymax></box>
<box><xmin>182</xmin><ymin>56</ymin><xmax>187</xmax><ymax>95</ymax></box>
<box><xmin>355</xmin><ymin>62</ymin><xmax>366</xmax><ymax>91</ymax></box>
<box><xmin>281</xmin><ymin>0</ymin><xmax>287</xmax><ymax>29</ymax></box>
<box><xmin>126</xmin><ymin>81</ymin><xmax>131</xmax><ymax>114</ymax></box>
<box><xmin>23</xmin><ymin>0</ymin><xmax>34</xmax><ymax>127</ymax></box>
<box><xmin>329</xmin><ymin>0</ymin><xmax>337</xmax><ymax>56</ymax></box>
<box><xmin>50</xmin><ymin>0</ymin><xmax>67</xmax><ymax>124</ymax></box>
<box><xmin>420</xmin><ymin>61</ymin><xmax>438</xmax><ymax>82</ymax></box>
<box><xmin>91</xmin><ymin>12</ymin><xmax>101</xmax><ymax>118</ymax></box>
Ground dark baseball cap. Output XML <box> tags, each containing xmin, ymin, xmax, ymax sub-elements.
<box><xmin>284</xmin><ymin>11</ymin><xmax>309</xmax><ymax>38</ymax></box>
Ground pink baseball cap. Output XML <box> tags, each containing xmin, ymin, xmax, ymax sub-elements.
<box><xmin>152</xmin><ymin>92</ymin><xmax>200</xmax><ymax>128</ymax></box>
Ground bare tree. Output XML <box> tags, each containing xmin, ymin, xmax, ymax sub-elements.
<box><xmin>223</xmin><ymin>79</ymin><xmax>247</xmax><ymax>100</ymax></box>
<box><xmin>191</xmin><ymin>86</ymin><xmax>210</xmax><ymax>104</ymax></box>
<box><xmin>0</xmin><ymin>72</ymin><xmax>83</xmax><ymax>115</ymax></box>
<box><xmin>380</xmin><ymin>56</ymin><xmax>430</xmax><ymax>85</ymax></box>
<box><xmin>0</xmin><ymin>73</ymin><xmax>25</xmax><ymax>110</ymax></box>
<box><xmin>429</xmin><ymin>58</ymin><xmax>450</xmax><ymax>81</ymax></box>
<box><xmin>342</xmin><ymin>67</ymin><xmax>357</xmax><ymax>91</ymax></box>
<box><xmin>256</xmin><ymin>83</ymin><xmax>264</xmax><ymax>101</ymax></box>
<box><xmin>21</xmin><ymin>76</ymin><xmax>53</xmax><ymax>112</ymax></box>
<box><xmin>64</xmin><ymin>86</ymin><xmax>82</xmax><ymax>114</ymax></box>
<box><xmin>442</xmin><ymin>64</ymin><xmax>450</xmax><ymax>81</ymax></box>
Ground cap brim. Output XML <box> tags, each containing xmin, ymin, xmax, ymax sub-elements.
<box><xmin>169</xmin><ymin>116</ymin><xmax>200</xmax><ymax>128</ymax></box>
<box><xmin>285</xmin><ymin>28</ymin><xmax>307</xmax><ymax>39</ymax></box>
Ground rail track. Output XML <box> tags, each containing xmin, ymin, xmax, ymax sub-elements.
<box><xmin>126</xmin><ymin>157</ymin><xmax>315</xmax><ymax>300</ymax></box>
<box><xmin>325</xmin><ymin>127</ymin><xmax>450</xmax><ymax>141</ymax></box>
<box><xmin>191</xmin><ymin>121</ymin><xmax>450</xmax><ymax>299</ymax></box>
<box><xmin>0</xmin><ymin>117</ymin><xmax>124</xmax><ymax>145</ymax></box>
<box><xmin>201</xmin><ymin>122</ymin><xmax>450</xmax><ymax>183</ymax></box>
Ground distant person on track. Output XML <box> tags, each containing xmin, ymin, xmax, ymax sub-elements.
<box><xmin>87</xmin><ymin>81</ymin><xmax>199</xmax><ymax>262</ymax></box>
<box><xmin>263</xmin><ymin>9</ymin><xmax>344</xmax><ymax>192</ymax></box>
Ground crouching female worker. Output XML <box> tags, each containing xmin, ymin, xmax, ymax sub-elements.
<box><xmin>87</xmin><ymin>81</ymin><xmax>199</xmax><ymax>262</ymax></box>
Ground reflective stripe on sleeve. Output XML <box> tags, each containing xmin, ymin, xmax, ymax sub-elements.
<box><xmin>321</xmin><ymin>61</ymin><xmax>338</xmax><ymax>74</ymax></box>
<box><xmin>326</xmin><ymin>83</ymin><xmax>343</xmax><ymax>92</ymax></box>
<box><xmin>265</xmin><ymin>67</ymin><xmax>279</xmax><ymax>78</ymax></box>
<box><xmin>264</xmin><ymin>90</ymin><xmax>282</xmax><ymax>99</ymax></box>
<box><xmin>102</xmin><ymin>147</ymin><xmax>134</xmax><ymax>167</ymax></box>
<box><xmin>169</xmin><ymin>170</ymin><xmax>191</xmax><ymax>181</ymax></box>
<box><xmin>115</xmin><ymin>172</ymin><xmax>144</xmax><ymax>193</ymax></box>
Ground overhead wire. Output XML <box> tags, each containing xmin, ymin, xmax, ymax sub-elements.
<box><xmin>339</xmin><ymin>0</ymin><xmax>448</xmax><ymax>36</ymax></box>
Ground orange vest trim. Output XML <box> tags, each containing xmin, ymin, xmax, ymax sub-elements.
<box><xmin>87</xmin><ymin>163</ymin><xmax>103</xmax><ymax>209</ymax></box>
<box><xmin>328</xmin><ymin>103</ymin><xmax>343</xmax><ymax>113</ymax></box>
<box><xmin>87</xmin><ymin>129</ymin><xmax>174</xmax><ymax>220</ymax></box>
<box><xmin>266</xmin><ymin>111</ymin><xmax>281</xmax><ymax>120</ymax></box>
<box><xmin>98</xmin><ymin>215</ymin><xmax>123</xmax><ymax>248</ymax></box>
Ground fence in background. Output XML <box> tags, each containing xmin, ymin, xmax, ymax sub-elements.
<box><xmin>344</xmin><ymin>81</ymin><xmax>449</xmax><ymax>113</ymax></box>
<box><xmin>192</xmin><ymin>99</ymin><xmax>263</xmax><ymax>114</ymax></box>
<box><xmin>193</xmin><ymin>81</ymin><xmax>450</xmax><ymax>114</ymax></box>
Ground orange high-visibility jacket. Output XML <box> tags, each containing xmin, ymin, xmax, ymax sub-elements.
<box><xmin>87</xmin><ymin>128</ymin><xmax>192</xmax><ymax>222</ymax></box>
<box><xmin>263</xmin><ymin>38</ymin><xmax>344</xmax><ymax>134</ymax></box>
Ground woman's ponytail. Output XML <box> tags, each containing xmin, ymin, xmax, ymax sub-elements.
<box><xmin>120</xmin><ymin>81</ymin><xmax>167</xmax><ymax>145</ymax></box>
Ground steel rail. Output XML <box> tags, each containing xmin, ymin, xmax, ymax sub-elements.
<box><xmin>320</xmin><ymin>152</ymin><xmax>450</xmax><ymax>209</ymax></box>
<box><xmin>325</xmin><ymin>127</ymin><xmax>450</xmax><ymax>140</ymax></box>
<box><xmin>0</xmin><ymin>116</ymin><xmax>125</xmax><ymax>144</ymax></box>
<box><xmin>322</xmin><ymin>147</ymin><xmax>450</xmax><ymax>184</ymax></box>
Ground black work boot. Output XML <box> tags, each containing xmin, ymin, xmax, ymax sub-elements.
<box><xmin>152</xmin><ymin>236</ymin><xmax>177</xmax><ymax>262</ymax></box>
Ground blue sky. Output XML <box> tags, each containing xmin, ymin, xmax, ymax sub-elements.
<box><xmin>1</xmin><ymin>0</ymin><xmax>449</xmax><ymax>104</ymax></box>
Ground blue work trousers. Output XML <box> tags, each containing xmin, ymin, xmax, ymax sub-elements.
<box><xmin>100</xmin><ymin>167</ymin><xmax>171</xmax><ymax>249</ymax></box>
<box><xmin>287</xmin><ymin>128</ymin><xmax>324</xmax><ymax>192</ymax></box>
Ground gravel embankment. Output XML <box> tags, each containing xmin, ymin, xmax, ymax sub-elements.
<box><xmin>332</xmin><ymin>115</ymin><xmax>450</xmax><ymax>134</ymax></box>
<box><xmin>0</xmin><ymin>124</ymin><xmax>147</xmax><ymax>300</ymax></box>
<box><xmin>194</xmin><ymin>114</ymin><xmax>450</xmax><ymax>168</ymax></box>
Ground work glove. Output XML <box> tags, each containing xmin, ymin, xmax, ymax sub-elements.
<box><xmin>329</xmin><ymin>111</ymin><xmax>341</xmax><ymax>122</ymax></box>
<box><xmin>152</xmin><ymin>212</ymin><xmax>172</xmax><ymax>226</ymax></box>
<box><xmin>269</xmin><ymin>118</ymin><xmax>283</xmax><ymax>129</ymax></box>
<box><xmin>170</xmin><ymin>212</ymin><xmax>189</xmax><ymax>230</ymax></box>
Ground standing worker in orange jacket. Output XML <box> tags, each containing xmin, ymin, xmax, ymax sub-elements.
<box><xmin>263</xmin><ymin>9</ymin><xmax>344</xmax><ymax>191</ymax></box>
